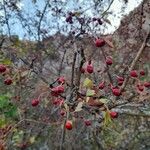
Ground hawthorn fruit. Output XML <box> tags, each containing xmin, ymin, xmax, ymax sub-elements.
<box><xmin>4</xmin><ymin>78</ymin><xmax>12</xmax><ymax>85</ymax></box>
<box><xmin>140</xmin><ymin>70</ymin><xmax>145</xmax><ymax>76</ymax></box>
<box><xmin>130</xmin><ymin>70</ymin><xmax>138</xmax><ymax>78</ymax></box>
<box><xmin>106</xmin><ymin>56</ymin><xmax>113</xmax><ymax>65</ymax></box>
<box><xmin>84</xmin><ymin>120</ymin><xmax>92</xmax><ymax>126</ymax></box>
<box><xmin>110</xmin><ymin>111</ymin><xmax>118</xmax><ymax>118</ymax></box>
<box><xmin>95</xmin><ymin>38</ymin><xmax>105</xmax><ymax>47</ymax></box>
<box><xmin>99</xmin><ymin>81</ymin><xmax>105</xmax><ymax>89</ymax></box>
<box><xmin>112</xmin><ymin>88</ymin><xmax>121</xmax><ymax>96</ymax></box>
<box><xmin>0</xmin><ymin>64</ymin><xmax>6</xmax><ymax>73</ymax></box>
<box><xmin>65</xmin><ymin>120</ymin><xmax>73</xmax><ymax>130</ymax></box>
<box><xmin>86</xmin><ymin>64</ymin><xmax>94</xmax><ymax>74</ymax></box>
<box><xmin>31</xmin><ymin>99</ymin><xmax>39</xmax><ymax>107</ymax></box>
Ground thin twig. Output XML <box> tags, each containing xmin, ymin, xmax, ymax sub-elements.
<box><xmin>101</xmin><ymin>48</ymin><xmax>113</xmax><ymax>84</ymax></box>
<box><xmin>76</xmin><ymin>47</ymin><xmax>86</xmax><ymax>87</ymax></box>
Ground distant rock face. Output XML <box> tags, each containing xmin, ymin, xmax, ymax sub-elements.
<box><xmin>113</xmin><ymin>0</ymin><xmax>150</xmax><ymax>64</ymax></box>
<box><xmin>42</xmin><ymin>0</ymin><xmax>150</xmax><ymax>80</ymax></box>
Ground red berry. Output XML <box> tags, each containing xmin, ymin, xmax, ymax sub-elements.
<box><xmin>51</xmin><ymin>87</ymin><xmax>59</xmax><ymax>97</ymax></box>
<box><xmin>137</xmin><ymin>84</ymin><xmax>144</xmax><ymax>92</ymax></box>
<box><xmin>58</xmin><ymin>77</ymin><xmax>65</xmax><ymax>84</ymax></box>
<box><xmin>99</xmin><ymin>81</ymin><xmax>105</xmax><ymax>89</ymax></box>
<box><xmin>130</xmin><ymin>70</ymin><xmax>138</xmax><ymax>78</ymax></box>
<box><xmin>84</xmin><ymin>120</ymin><xmax>92</xmax><ymax>126</ymax></box>
<box><xmin>144</xmin><ymin>82</ymin><xmax>150</xmax><ymax>88</ymax></box>
<box><xmin>4</xmin><ymin>78</ymin><xmax>12</xmax><ymax>85</ymax></box>
<box><xmin>80</xmin><ymin>68</ymin><xmax>85</xmax><ymax>73</ymax></box>
<box><xmin>95</xmin><ymin>38</ymin><xmax>105</xmax><ymax>47</ymax></box>
<box><xmin>0</xmin><ymin>64</ymin><xmax>6</xmax><ymax>73</ymax></box>
<box><xmin>53</xmin><ymin>98</ymin><xmax>59</xmax><ymax>105</ymax></box>
<box><xmin>118</xmin><ymin>80</ymin><xmax>123</xmax><ymax>86</ymax></box>
<box><xmin>65</xmin><ymin>120</ymin><xmax>73</xmax><ymax>130</ymax></box>
<box><xmin>31</xmin><ymin>99</ymin><xmax>39</xmax><ymax>107</ymax></box>
<box><xmin>86</xmin><ymin>64</ymin><xmax>94</xmax><ymax>74</ymax></box>
<box><xmin>53</xmin><ymin>98</ymin><xmax>64</xmax><ymax>105</ymax></box>
<box><xmin>60</xmin><ymin>110</ymin><xmax>66</xmax><ymax>116</ymax></box>
<box><xmin>57</xmin><ymin>85</ymin><xmax>65</xmax><ymax>93</ymax></box>
<box><xmin>110</xmin><ymin>111</ymin><xmax>118</xmax><ymax>118</ymax></box>
<box><xmin>140</xmin><ymin>70</ymin><xmax>145</xmax><ymax>76</ymax></box>
<box><xmin>106</xmin><ymin>57</ymin><xmax>113</xmax><ymax>65</ymax></box>
<box><xmin>112</xmin><ymin>88</ymin><xmax>121</xmax><ymax>96</ymax></box>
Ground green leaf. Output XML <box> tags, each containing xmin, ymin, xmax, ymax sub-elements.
<box><xmin>0</xmin><ymin>95</ymin><xmax>9</xmax><ymax>109</ymax></box>
<box><xmin>4</xmin><ymin>105</ymin><xmax>18</xmax><ymax>118</ymax></box>
<box><xmin>83</xmin><ymin>78</ymin><xmax>93</xmax><ymax>88</ymax></box>
<box><xmin>86</xmin><ymin>89</ymin><xmax>95</xmax><ymax>97</ymax></box>
<box><xmin>0</xmin><ymin>117</ymin><xmax>7</xmax><ymax>128</ymax></box>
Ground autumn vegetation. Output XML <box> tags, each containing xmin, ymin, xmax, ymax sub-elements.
<box><xmin>0</xmin><ymin>0</ymin><xmax>150</xmax><ymax>150</ymax></box>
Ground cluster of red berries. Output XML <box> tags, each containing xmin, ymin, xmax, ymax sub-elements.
<box><xmin>31</xmin><ymin>77</ymin><xmax>65</xmax><ymax>107</ymax></box>
<box><xmin>51</xmin><ymin>77</ymin><xmax>65</xmax><ymax>97</ymax></box>
<box><xmin>130</xmin><ymin>69</ymin><xmax>150</xmax><ymax>91</ymax></box>
<box><xmin>0</xmin><ymin>64</ymin><xmax>13</xmax><ymax>85</ymax></box>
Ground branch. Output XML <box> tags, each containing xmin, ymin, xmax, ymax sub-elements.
<box><xmin>71</xmin><ymin>52</ymin><xmax>77</xmax><ymax>89</ymax></box>
<box><xmin>75</xmin><ymin>47</ymin><xmax>86</xmax><ymax>87</ymax></box>
<box><xmin>101</xmin><ymin>48</ymin><xmax>113</xmax><ymax>84</ymax></box>
<box><xmin>101</xmin><ymin>0</ymin><xmax>115</xmax><ymax>18</ymax></box>
<box><xmin>3</xmin><ymin>0</ymin><xmax>11</xmax><ymax>38</ymax></box>
<box><xmin>121</xmin><ymin>30</ymin><xmax>150</xmax><ymax>91</ymax></box>
<box><xmin>37</xmin><ymin>0</ymin><xmax>50</xmax><ymax>41</ymax></box>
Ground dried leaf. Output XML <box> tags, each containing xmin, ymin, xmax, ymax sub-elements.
<box><xmin>75</xmin><ymin>102</ymin><xmax>83</xmax><ymax>112</ymax></box>
<box><xmin>86</xmin><ymin>97</ymin><xmax>90</xmax><ymax>103</ymax></box>
<box><xmin>29</xmin><ymin>136</ymin><xmax>35</xmax><ymax>144</ymax></box>
<box><xmin>104</xmin><ymin>38</ymin><xmax>114</xmax><ymax>48</ymax></box>
<box><xmin>88</xmin><ymin>98</ymin><xmax>104</xmax><ymax>107</ymax></box>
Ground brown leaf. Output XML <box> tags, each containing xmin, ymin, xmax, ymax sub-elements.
<box><xmin>104</xmin><ymin>37</ymin><xmax>114</xmax><ymax>48</ymax></box>
<box><xmin>87</xmin><ymin>98</ymin><xmax>104</xmax><ymax>107</ymax></box>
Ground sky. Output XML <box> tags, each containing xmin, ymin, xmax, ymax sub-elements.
<box><xmin>0</xmin><ymin>0</ymin><xmax>143</xmax><ymax>39</ymax></box>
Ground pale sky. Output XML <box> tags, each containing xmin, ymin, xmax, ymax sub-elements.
<box><xmin>104</xmin><ymin>0</ymin><xmax>143</xmax><ymax>33</ymax></box>
<box><xmin>0</xmin><ymin>0</ymin><xmax>143</xmax><ymax>38</ymax></box>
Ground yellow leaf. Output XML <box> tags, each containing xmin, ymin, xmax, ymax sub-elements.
<box><xmin>103</xmin><ymin>110</ymin><xmax>112</xmax><ymax>126</ymax></box>
<box><xmin>29</xmin><ymin>136</ymin><xmax>35</xmax><ymax>144</ymax></box>
<box><xmin>1</xmin><ymin>58</ymin><xmax>12</xmax><ymax>65</ymax></box>
<box><xmin>83</xmin><ymin>78</ymin><xmax>93</xmax><ymax>88</ymax></box>
<box><xmin>99</xmin><ymin>98</ymin><xmax>109</xmax><ymax>104</ymax></box>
